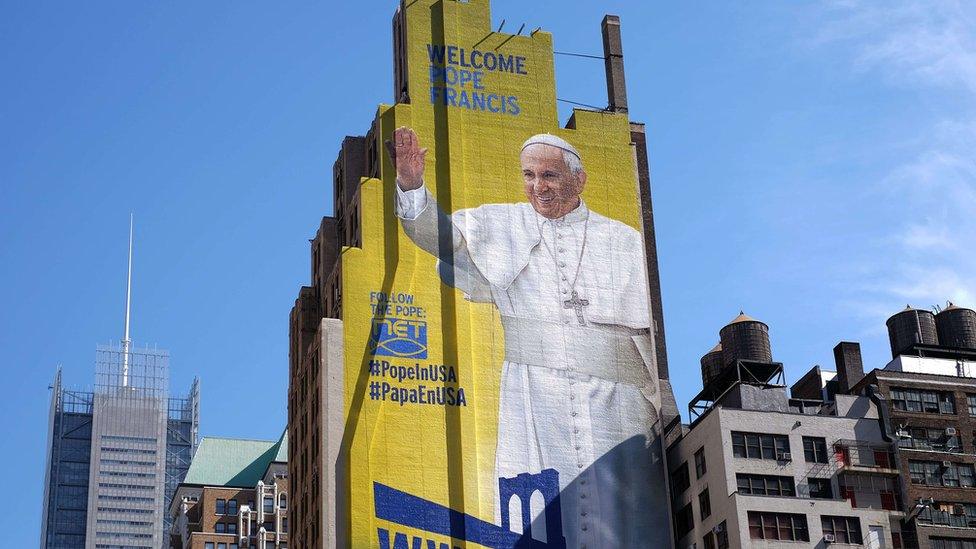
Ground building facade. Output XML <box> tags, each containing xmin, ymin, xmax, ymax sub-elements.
<box><xmin>40</xmin><ymin>346</ymin><xmax>200</xmax><ymax>549</ymax></box>
<box><xmin>169</xmin><ymin>434</ymin><xmax>289</xmax><ymax>549</ymax></box>
<box><xmin>848</xmin><ymin>305</ymin><xmax>976</xmax><ymax>549</ymax></box>
<box><xmin>667</xmin><ymin>315</ymin><xmax>905</xmax><ymax>548</ymax></box>
<box><xmin>286</xmin><ymin>1</ymin><xmax>677</xmax><ymax>548</ymax></box>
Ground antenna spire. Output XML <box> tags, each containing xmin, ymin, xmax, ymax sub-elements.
<box><xmin>122</xmin><ymin>213</ymin><xmax>133</xmax><ymax>386</ymax></box>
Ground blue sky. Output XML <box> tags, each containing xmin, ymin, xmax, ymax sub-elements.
<box><xmin>2</xmin><ymin>1</ymin><xmax>974</xmax><ymax>543</ymax></box>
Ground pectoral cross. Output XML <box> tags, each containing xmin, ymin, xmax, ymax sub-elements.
<box><xmin>563</xmin><ymin>290</ymin><xmax>590</xmax><ymax>326</ymax></box>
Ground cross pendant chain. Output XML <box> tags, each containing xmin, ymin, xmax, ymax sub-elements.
<box><xmin>563</xmin><ymin>290</ymin><xmax>590</xmax><ymax>326</ymax></box>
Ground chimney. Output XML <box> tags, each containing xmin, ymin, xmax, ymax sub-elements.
<box><xmin>601</xmin><ymin>15</ymin><xmax>628</xmax><ymax>113</ymax></box>
<box><xmin>833</xmin><ymin>342</ymin><xmax>864</xmax><ymax>394</ymax></box>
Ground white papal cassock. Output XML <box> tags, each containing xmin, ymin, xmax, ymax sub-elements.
<box><xmin>396</xmin><ymin>183</ymin><xmax>666</xmax><ymax>548</ymax></box>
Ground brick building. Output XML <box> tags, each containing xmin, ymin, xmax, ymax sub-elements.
<box><xmin>846</xmin><ymin>304</ymin><xmax>976</xmax><ymax>549</ymax></box>
<box><xmin>169</xmin><ymin>433</ymin><xmax>288</xmax><ymax>549</ymax></box>
<box><xmin>285</xmin><ymin>2</ymin><xmax>677</xmax><ymax>547</ymax></box>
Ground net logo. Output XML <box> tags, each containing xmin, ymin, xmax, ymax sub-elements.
<box><xmin>370</xmin><ymin>318</ymin><xmax>428</xmax><ymax>359</ymax></box>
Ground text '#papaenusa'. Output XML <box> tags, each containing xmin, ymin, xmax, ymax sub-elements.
<box><xmin>426</xmin><ymin>44</ymin><xmax>527</xmax><ymax>116</ymax></box>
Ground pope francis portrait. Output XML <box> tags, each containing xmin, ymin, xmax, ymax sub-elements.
<box><xmin>388</xmin><ymin>126</ymin><xmax>664</xmax><ymax>547</ymax></box>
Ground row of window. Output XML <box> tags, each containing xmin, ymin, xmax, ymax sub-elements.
<box><xmin>215</xmin><ymin>495</ymin><xmax>286</xmax><ymax>515</ymax></box>
<box><xmin>95</xmin><ymin>518</ymin><xmax>153</xmax><ymax>528</ymax></box>
<box><xmin>214</xmin><ymin>520</ymin><xmax>288</xmax><ymax>535</ymax></box>
<box><xmin>101</xmin><ymin>435</ymin><xmax>157</xmax><ymax>444</ymax></box>
<box><xmin>933</xmin><ymin>538</ymin><xmax>976</xmax><ymax>549</ymax></box>
<box><xmin>748</xmin><ymin>512</ymin><xmax>862</xmax><ymax>544</ymax></box>
<box><xmin>731</xmin><ymin>432</ymin><xmax>790</xmax><ymax>460</ymax></box>
<box><xmin>100</xmin><ymin>470</ymin><xmax>156</xmax><ymax>479</ymax></box>
<box><xmin>909</xmin><ymin>460</ymin><xmax>976</xmax><ymax>487</ymax></box>
<box><xmin>100</xmin><ymin>446</ymin><xmax>157</xmax><ymax>456</ymax></box>
<box><xmin>731</xmin><ymin>432</ymin><xmax>831</xmax><ymax>464</ymax></box>
<box><xmin>100</xmin><ymin>458</ymin><xmax>155</xmax><ymax>467</ymax></box>
<box><xmin>898</xmin><ymin>427</ymin><xmax>962</xmax><ymax>452</ymax></box>
<box><xmin>95</xmin><ymin>531</ymin><xmax>153</xmax><ymax>539</ymax></box>
<box><xmin>97</xmin><ymin>507</ymin><xmax>154</xmax><ymax>515</ymax></box>
<box><xmin>890</xmin><ymin>388</ymin><xmax>958</xmax><ymax>414</ymax></box>
<box><xmin>736</xmin><ymin>474</ymin><xmax>796</xmax><ymax>497</ymax></box>
<box><xmin>97</xmin><ymin>482</ymin><xmax>154</xmax><ymax>491</ymax></box>
<box><xmin>203</xmin><ymin>541</ymin><xmax>288</xmax><ymax>549</ymax></box>
<box><xmin>98</xmin><ymin>494</ymin><xmax>154</xmax><ymax>504</ymax></box>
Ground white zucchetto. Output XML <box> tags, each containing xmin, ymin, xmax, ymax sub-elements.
<box><xmin>521</xmin><ymin>134</ymin><xmax>581</xmax><ymax>160</ymax></box>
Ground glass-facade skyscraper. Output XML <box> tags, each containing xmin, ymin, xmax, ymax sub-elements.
<box><xmin>40</xmin><ymin>344</ymin><xmax>199</xmax><ymax>548</ymax></box>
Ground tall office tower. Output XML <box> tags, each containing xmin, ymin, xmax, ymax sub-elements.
<box><xmin>40</xmin><ymin>219</ymin><xmax>200</xmax><ymax>549</ymax></box>
<box><xmin>288</xmin><ymin>2</ymin><xmax>677</xmax><ymax>547</ymax></box>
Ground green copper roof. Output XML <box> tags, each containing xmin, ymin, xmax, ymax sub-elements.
<box><xmin>271</xmin><ymin>429</ymin><xmax>288</xmax><ymax>463</ymax></box>
<box><xmin>183</xmin><ymin>431</ymin><xmax>288</xmax><ymax>488</ymax></box>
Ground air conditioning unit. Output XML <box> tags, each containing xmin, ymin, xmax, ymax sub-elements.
<box><xmin>943</xmin><ymin>460</ymin><xmax>953</xmax><ymax>468</ymax></box>
<box><xmin>946</xmin><ymin>427</ymin><xmax>958</xmax><ymax>436</ymax></box>
<box><xmin>895</xmin><ymin>429</ymin><xmax>911</xmax><ymax>439</ymax></box>
<box><xmin>824</xmin><ymin>533</ymin><xmax>836</xmax><ymax>543</ymax></box>
<box><xmin>713</xmin><ymin>523</ymin><xmax>726</xmax><ymax>533</ymax></box>
<box><xmin>777</xmin><ymin>452</ymin><xmax>793</xmax><ymax>462</ymax></box>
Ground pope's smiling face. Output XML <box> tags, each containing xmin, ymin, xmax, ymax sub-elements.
<box><xmin>520</xmin><ymin>144</ymin><xmax>586</xmax><ymax>219</ymax></box>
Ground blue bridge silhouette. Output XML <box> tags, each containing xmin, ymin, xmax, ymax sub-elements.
<box><xmin>374</xmin><ymin>469</ymin><xmax>567</xmax><ymax>549</ymax></box>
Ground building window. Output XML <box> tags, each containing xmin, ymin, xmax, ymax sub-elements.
<box><xmin>264</xmin><ymin>496</ymin><xmax>274</xmax><ymax>513</ymax></box>
<box><xmin>282</xmin><ymin>517</ymin><xmax>288</xmax><ymax>533</ymax></box>
<box><xmin>963</xmin><ymin>465</ymin><xmax>976</xmax><ymax>487</ymax></box>
<box><xmin>910</xmin><ymin>460</ymin><xmax>976</xmax><ymax>487</ymax></box>
<box><xmin>698</xmin><ymin>488</ymin><xmax>711</xmax><ymax>520</ymax></box>
<box><xmin>217</xmin><ymin>544</ymin><xmax>227</xmax><ymax>549</ymax></box>
<box><xmin>228</xmin><ymin>499</ymin><xmax>238</xmax><ymax>515</ymax></box>
<box><xmin>228</xmin><ymin>523</ymin><xmax>237</xmax><ymax>534</ymax></box>
<box><xmin>932</xmin><ymin>538</ymin><xmax>976</xmax><ymax>549</ymax></box>
<box><xmin>891</xmin><ymin>388</ymin><xmax>955</xmax><ymax>414</ymax></box>
<box><xmin>694</xmin><ymin>447</ymin><xmax>707</xmax><ymax>478</ymax></box>
<box><xmin>216</xmin><ymin>522</ymin><xmax>226</xmax><ymax>533</ymax></box>
<box><xmin>264</xmin><ymin>521</ymin><xmax>274</xmax><ymax>532</ymax></box>
<box><xmin>899</xmin><ymin>427</ymin><xmax>960</xmax><ymax>452</ymax></box>
<box><xmin>731</xmin><ymin>431</ymin><xmax>790</xmax><ymax>460</ymax></box>
<box><xmin>808</xmin><ymin>477</ymin><xmax>833</xmax><ymax>499</ymax></box>
<box><xmin>205</xmin><ymin>544</ymin><xmax>214</xmax><ymax>549</ymax></box>
<box><xmin>716</xmin><ymin>522</ymin><xmax>729</xmax><ymax>549</ymax></box>
<box><xmin>703</xmin><ymin>531</ymin><xmax>715</xmax><ymax>549</ymax></box>
<box><xmin>671</xmin><ymin>462</ymin><xmax>691</xmax><ymax>496</ymax></box>
<box><xmin>736</xmin><ymin>473</ymin><xmax>796</xmax><ymax>497</ymax></box>
<box><xmin>216</xmin><ymin>498</ymin><xmax>226</xmax><ymax>514</ymax></box>
<box><xmin>747</xmin><ymin>511</ymin><xmax>809</xmax><ymax>541</ymax></box>
<box><xmin>673</xmin><ymin>502</ymin><xmax>694</xmax><ymax>540</ymax></box>
<box><xmin>280</xmin><ymin>493</ymin><xmax>287</xmax><ymax>509</ymax></box>
<box><xmin>822</xmin><ymin>515</ymin><xmax>863</xmax><ymax>544</ymax></box>
<box><xmin>802</xmin><ymin>436</ymin><xmax>829</xmax><ymax>463</ymax></box>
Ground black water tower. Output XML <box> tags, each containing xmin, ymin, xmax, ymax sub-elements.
<box><xmin>885</xmin><ymin>306</ymin><xmax>939</xmax><ymax>358</ymax></box>
<box><xmin>719</xmin><ymin>312</ymin><xmax>772</xmax><ymax>367</ymax></box>
<box><xmin>936</xmin><ymin>303</ymin><xmax>976</xmax><ymax>350</ymax></box>
<box><xmin>700</xmin><ymin>343</ymin><xmax>723</xmax><ymax>386</ymax></box>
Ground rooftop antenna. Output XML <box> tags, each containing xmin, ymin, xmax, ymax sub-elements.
<box><xmin>496</xmin><ymin>19</ymin><xmax>506</xmax><ymax>33</ymax></box>
<box><xmin>122</xmin><ymin>213</ymin><xmax>134</xmax><ymax>386</ymax></box>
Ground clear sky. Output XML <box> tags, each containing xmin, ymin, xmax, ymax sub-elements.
<box><xmin>2</xmin><ymin>1</ymin><xmax>973</xmax><ymax>543</ymax></box>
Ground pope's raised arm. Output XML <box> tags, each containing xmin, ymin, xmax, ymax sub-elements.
<box><xmin>385</xmin><ymin>126</ymin><xmax>492</xmax><ymax>301</ymax></box>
